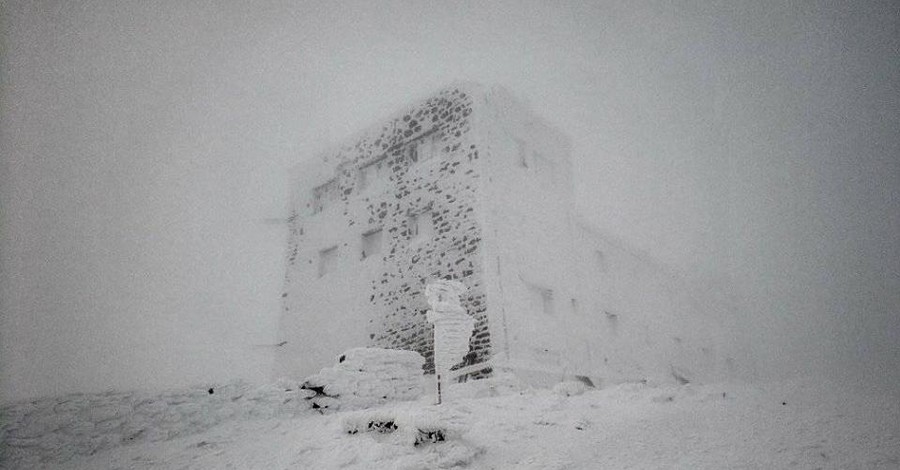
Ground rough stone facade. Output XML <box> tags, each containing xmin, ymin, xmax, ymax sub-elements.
<box><xmin>278</xmin><ymin>85</ymin><xmax>491</xmax><ymax>376</ymax></box>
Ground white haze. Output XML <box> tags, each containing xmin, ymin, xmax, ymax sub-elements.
<box><xmin>1</xmin><ymin>0</ymin><xmax>898</xmax><ymax>402</ymax></box>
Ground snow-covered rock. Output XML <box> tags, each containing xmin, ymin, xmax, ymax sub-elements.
<box><xmin>552</xmin><ymin>380</ymin><xmax>589</xmax><ymax>397</ymax></box>
<box><xmin>301</xmin><ymin>347</ymin><xmax>425</xmax><ymax>411</ymax></box>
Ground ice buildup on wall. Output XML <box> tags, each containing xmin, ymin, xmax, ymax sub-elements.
<box><xmin>426</xmin><ymin>280</ymin><xmax>475</xmax><ymax>374</ymax></box>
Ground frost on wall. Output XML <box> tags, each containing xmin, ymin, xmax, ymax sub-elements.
<box><xmin>282</xmin><ymin>86</ymin><xmax>491</xmax><ymax>375</ymax></box>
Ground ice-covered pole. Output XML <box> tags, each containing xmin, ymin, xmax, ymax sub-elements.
<box><xmin>425</xmin><ymin>280</ymin><xmax>474</xmax><ymax>404</ymax></box>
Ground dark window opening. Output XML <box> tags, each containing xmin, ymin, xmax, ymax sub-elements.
<box><xmin>361</xmin><ymin>228</ymin><xmax>383</xmax><ymax>260</ymax></box>
<box><xmin>318</xmin><ymin>246</ymin><xmax>338</xmax><ymax>277</ymax></box>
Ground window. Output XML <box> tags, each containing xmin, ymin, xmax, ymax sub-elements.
<box><xmin>407</xmin><ymin>210</ymin><xmax>434</xmax><ymax>241</ymax></box>
<box><xmin>525</xmin><ymin>282</ymin><xmax>554</xmax><ymax>316</ymax></box>
<box><xmin>541</xmin><ymin>288</ymin><xmax>555</xmax><ymax>315</ymax></box>
<box><xmin>361</xmin><ymin>228</ymin><xmax>382</xmax><ymax>260</ymax></box>
<box><xmin>358</xmin><ymin>155</ymin><xmax>387</xmax><ymax>191</ymax></box>
<box><xmin>410</xmin><ymin>131</ymin><xmax>441</xmax><ymax>164</ymax></box>
<box><xmin>312</xmin><ymin>178</ymin><xmax>338</xmax><ymax>214</ymax></box>
<box><xmin>515</xmin><ymin>137</ymin><xmax>555</xmax><ymax>184</ymax></box>
<box><xmin>318</xmin><ymin>246</ymin><xmax>338</xmax><ymax>277</ymax></box>
<box><xmin>605</xmin><ymin>311</ymin><xmax>619</xmax><ymax>335</ymax></box>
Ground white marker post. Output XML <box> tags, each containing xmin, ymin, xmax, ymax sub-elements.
<box><xmin>425</xmin><ymin>280</ymin><xmax>474</xmax><ymax>405</ymax></box>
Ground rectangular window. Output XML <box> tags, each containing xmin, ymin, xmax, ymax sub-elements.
<box><xmin>605</xmin><ymin>310</ymin><xmax>619</xmax><ymax>335</ymax></box>
<box><xmin>312</xmin><ymin>178</ymin><xmax>338</xmax><ymax>214</ymax></box>
<box><xmin>525</xmin><ymin>281</ymin><xmax>554</xmax><ymax>316</ymax></box>
<box><xmin>410</xmin><ymin>131</ymin><xmax>441</xmax><ymax>164</ymax></box>
<box><xmin>358</xmin><ymin>155</ymin><xmax>387</xmax><ymax>191</ymax></box>
<box><xmin>318</xmin><ymin>246</ymin><xmax>338</xmax><ymax>277</ymax></box>
<box><xmin>361</xmin><ymin>228</ymin><xmax>382</xmax><ymax>260</ymax></box>
<box><xmin>541</xmin><ymin>288</ymin><xmax>555</xmax><ymax>315</ymax></box>
<box><xmin>407</xmin><ymin>210</ymin><xmax>434</xmax><ymax>241</ymax></box>
<box><xmin>514</xmin><ymin>137</ymin><xmax>555</xmax><ymax>184</ymax></box>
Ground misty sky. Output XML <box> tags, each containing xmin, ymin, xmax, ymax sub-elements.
<box><xmin>2</xmin><ymin>0</ymin><xmax>898</xmax><ymax>402</ymax></box>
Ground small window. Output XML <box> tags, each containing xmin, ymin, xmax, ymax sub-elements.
<box><xmin>515</xmin><ymin>137</ymin><xmax>554</xmax><ymax>183</ymax></box>
<box><xmin>605</xmin><ymin>311</ymin><xmax>618</xmax><ymax>335</ymax></box>
<box><xmin>358</xmin><ymin>155</ymin><xmax>387</xmax><ymax>191</ymax></box>
<box><xmin>541</xmin><ymin>288</ymin><xmax>554</xmax><ymax>315</ymax></box>
<box><xmin>312</xmin><ymin>178</ymin><xmax>338</xmax><ymax>214</ymax></box>
<box><xmin>574</xmin><ymin>375</ymin><xmax>595</xmax><ymax>388</ymax></box>
<box><xmin>361</xmin><ymin>228</ymin><xmax>382</xmax><ymax>260</ymax></box>
<box><xmin>525</xmin><ymin>282</ymin><xmax>554</xmax><ymax>316</ymax></box>
<box><xmin>411</xmin><ymin>132</ymin><xmax>441</xmax><ymax>164</ymax></box>
<box><xmin>318</xmin><ymin>246</ymin><xmax>338</xmax><ymax>277</ymax></box>
<box><xmin>407</xmin><ymin>210</ymin><xmax>434</xmax><ymax>241</ymax></box>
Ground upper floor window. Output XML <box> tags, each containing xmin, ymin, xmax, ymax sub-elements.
<box><xmin>318</xmin><ymin>246</ymin><xmax>338</xmax><ymax>277</ymax></box>
<box><xmin>604</xmin><ymin>310</ymin><xmax>619</xmax><ymax>335</ymax></box>
<box><xmin>358</xmin><ymin>155</ymin><xmax>388</xmax><ymax>192</ymax></box>
<box><xmin>312</xmin><ymin>178</ymin><xmax>339</xmax><ymax>214</ymax></box>
<box><xmin>409</xmin><ymin>131</ymin><xmax>442</xmax><ymax>164</ymax></box>
<box><xmin>407</xmin><ymin>209</ymin><xmax>434</xmax><ymax>241</ymax></box>
<box><xmin>538</xmin><ymin>287</ymin><xmax>555</xmax><ymax>315</ymax></box>
<box><xmin>515</xmin><ymin>137</ymin><xmax>555</xmax><ymax>184</ymax></box>
<box><xmin>361</xmin><ymin>228</ymin><xmax>383</xmax><ymax>260</ymax></box>
<box><xmin>525</xmin><ymin>281</ymin><xmax>554</xmax><ymax>316</ymax></box>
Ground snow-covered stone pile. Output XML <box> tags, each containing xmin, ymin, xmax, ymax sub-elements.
<box><xmin>0</xmin><ymin>379</ymin><xmax>311</xmax><ymax>467</ymax></box>
<box><xmin>342</xmin><ymin>407</ymin><xmax>466</xmax><ymax>447</ymax></box>
<box><xmin>301</xmin><ymin>347</ymin><xmax>425</xmax><ymax>411</ymax></box>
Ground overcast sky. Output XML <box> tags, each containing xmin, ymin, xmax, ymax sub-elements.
<box><xmin>2</xmin><ymin>0</ymin><xmax>898</xmax><ymax>401</ymax></box>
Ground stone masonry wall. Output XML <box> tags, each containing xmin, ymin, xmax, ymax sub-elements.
<box><xmin>0</xmin><ymin>381</ymin><xmax>310</xmax><ymax>467</ymax></box>
<box><xmin>282</xmin><ymin>85</ymin><xmax>491</xmax><ymax>375</ymax></box>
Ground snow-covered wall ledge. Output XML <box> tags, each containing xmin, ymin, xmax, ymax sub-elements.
<box><xmin>0</xmin><ymin>381</ymin><xmax>310</xmax><ymax>466</ymax></box>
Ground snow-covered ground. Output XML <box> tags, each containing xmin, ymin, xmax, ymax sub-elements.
<box><xmin>30</xmin><ymin>376</ymin><xmax>900</xmax><ymax>469</ymax></box>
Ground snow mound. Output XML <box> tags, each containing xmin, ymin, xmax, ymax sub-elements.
<box><xmin>341</xmin><ymin>406</ymin><xmax>467</xmax><ymax>445</ymax></box>
<box><xmin>333</xmin><ymin>404</ymin><xmax>483</xmax><ymax>469</ymax></box>
<box><xmin>445</xmin><ymin>372</ymin><xmax>525</xmax><ymax>400</ymax></box>
<box><xmin>301</xmin><ymin>348</ymin><xmax>425</xmax><ymax>411</ymax></box>
<box><xmin>552</xmin><ymin>380</ymin><xmax>589</xmax><ymax>397</ymax></box>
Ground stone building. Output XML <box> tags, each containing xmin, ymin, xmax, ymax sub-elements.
<box><xmin>275</xmin><ymin>83</ymin><xmax>730</xmax><ymax>387</ymax></box>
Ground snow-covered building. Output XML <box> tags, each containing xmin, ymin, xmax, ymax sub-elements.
<box><xmin>275</xmin><ymin>83</ymin><xmax>729</xmax><ymax>387</ymax></box>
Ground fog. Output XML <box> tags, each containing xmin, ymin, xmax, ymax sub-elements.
<box><xmin>2</xmin><ymin>0</ymin><xmax>897</xmax><ymax>402</ymax></box>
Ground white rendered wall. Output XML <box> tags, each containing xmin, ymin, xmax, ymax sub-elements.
<box><xmin>568</xmin><ymin>223</ymin><xmax>729</xmax><ymax>385</ymax></box>
<box><xmin>276</xmin><ymin>160</ymin><xmax>378</xmax><ymax>377</ymax></box>
<box><xmin>477</xmin><ymin>86</ymin><xmax>730</xmax><ymax>386</ymax></box>
<box><xmin>476</xmin><ymin>87</ymin><xmax>587</xmax><ymax>383</ymax></box>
